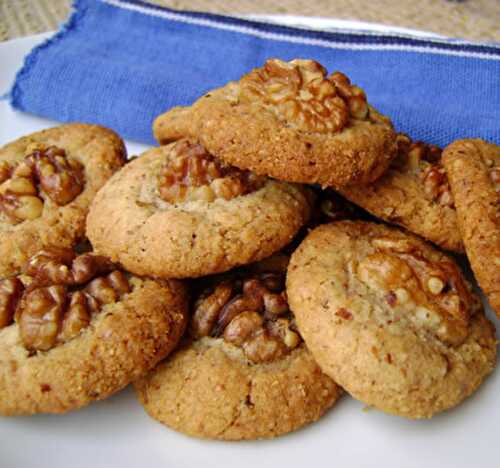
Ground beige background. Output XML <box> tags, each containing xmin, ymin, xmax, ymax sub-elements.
<box><xmin>1</xmin><ymin>0</ymin><xmax>499</xmax><ymax>43</ymax></box>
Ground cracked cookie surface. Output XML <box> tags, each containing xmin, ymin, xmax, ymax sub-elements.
<box><xmin>340</xmin><ymin>134</ymin><xmax>463</xmax><ymax>252</ymax></box>
<box><xmin>134</xmin><ymin>259</ymin><xmax>340</xmax><ymax>440</ymax></box>
<box><xmin>442</xmin><ymin>139</ymin><xmax>500</xmax><ymax>316</ymax></box>
<box><xmin>0</xmin><ymin>248</ymin><xmax>188</xmax><ymax>415</ymax></box>
<box><xmin>86</xmin><ymin>140</ymin><xmax>313</xmax><ymax>278</ymax></box>
<box><xmin>287</xmin><ymin>221</ymin><xmax>496</xmax><ymax>419</ymax></box>
<box><xmin>0</xmin><ymin>124</ymin><xmax>126</xmax><ymax>277</ymax></box>
<box><xmin>153</xmin><ymin>59</ymin><xmax>397</xmax><ymax>189</ymax></box>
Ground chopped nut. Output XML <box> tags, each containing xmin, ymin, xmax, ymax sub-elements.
<box><xmin>490</xmin><ymin>167</ymin><xmax>500</xmax><ymax>192</ymax></box>
<box><xmin>391</xmin><ymin>136</ymin><xmax>452</xmax><ymax>207</ymax></box>
<box><xmin>394</xmin><ymin>288</ymin><xmax>410</xmax><ymax>304</ymax></box>
<box><xmin>421</xmin><ymin>164</ymin><xmax>454</xmax><ymax>208</ymax></box>
<box><xmin>357</xmin><ymin>238</ymin><xmax>472</xmax><ymax>346</ymax></box>
<box><xmin>335</xmin><ymin>308</ymin><xmax>353</xmax><ymax>320</ymax></box>
<box><xmin>283</xmin><ymin>327</ymin><xmax>301</xmax><ymax>349</ymax></box>
<box><xmin>427</xmin><ymin>277</ymin><xmax>445</xmax><ymax>295</ymax></box>
<box><xmin>386</xmin><ymin>291</ymin><xmax>397</xmax><ymax>307</ymax></box>
<box><xmin>158</xmin><ymin>140</ymin><xmax>264</xmax><ymax>204</ymax></box>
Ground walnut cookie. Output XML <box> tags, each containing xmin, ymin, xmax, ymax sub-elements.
<box><xmin>340</xmin><ymin>134</ymin><xmax>463</xmax><ymax>252</ymax></box>
<box><xmin>134</xmin><ymin>257</ymin><xmax>341</xmax><ymax>440</ymax></box>
<box><xmin>86</xmin><ymin>139</ymin><xmax>313</xmax><ymax>279</ymax></box>
<box><xmin>153</xmin><ymin>59</ymin><xmax>397</xmax><ymax>189</ymax></box>
<box><xmin>443</xmin><ymin>139</ymin><xmax>500</xmax><ymax>316</ymax></box>
<box><xmin>0</xmin><ymin>124</ymin><xmax>126</xmax><ymax>278</ymax></box>
<box><xmin>0</xmin><ymin>247</ymin><xmax>187</xmax><ymax>415</ymax></box>
<box><xmin>287</xmin><ymin>221</ymin><xmax>496</xmax><ymax>419</ymax></box>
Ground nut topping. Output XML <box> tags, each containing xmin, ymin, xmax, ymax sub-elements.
<box><xmin>25</xmin><ymin>146</ymin><xmax>85</xmax><ymax>205</ymax></box>
<box><xmin>25</xmin><ymin>248</ymin><xmax>115</xmax><ymax>287</ymax></box>
<box><xmin>18</xmin><ymin>286</ymin><xmax>67</xmax><ymax>351</ymax></box>
<box><xmin>0</xmin><ymin>145</ymin><xmax>84</xmax><ymax>223</ymax></box>
<box><xmin>158</xmin><ymin>140</ymin><xmax>265</xmax><ymax>204</ymax></box>
<box><xmin>393</xmin><ymin>134</ymin><xmax>453</xmax><ymax>208</ymax></box>
<box><xmin>0</xmin><ymin>278</ymin><xmax>24</xmax><ymax>328</ymax></box>
<box><xmin>0</xmin><ymin>248</ymin><xmax>130</xmax><ymax>352</ymax></box>
<box><xmin>239</xmin><ymin>59</ymin><xmax>369</xmax><ymax>134</ymax></box>
<box><xmin>357</xmin><ymin>236</ymin><xmax>472</xmax><ymax>345</ymax></box>
<box><xmin>191</xmin><ymin>270</ymin><xmax>301</xmax><ymax>363</ymax></box>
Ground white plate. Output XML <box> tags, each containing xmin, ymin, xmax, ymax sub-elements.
<box><xmin>0</xmin><ymin>20</ymin><xmax>499</xmax><ymax>468</ymax></box>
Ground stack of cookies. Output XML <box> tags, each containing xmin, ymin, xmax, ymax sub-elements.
<box><xmin>0</xmin><ymin>59</ymin><xmax>498</xmax><ymax>441</ymax></box>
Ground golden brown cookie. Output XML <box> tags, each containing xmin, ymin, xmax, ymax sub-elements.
<box><xmin>0</xmin><ymin>124</ymin><xmax>126</xmax><ymax>277</ymax></box>
<box><xmin>0</xmin><ymin>247</ymin><xmax>187</xmax><ymax>415</ymax></box>
<box><xmin>287</xmin><ymin>221</ymin><xmax>496</xmax><ymax>419</ymax></box>
<box><xmin>134</xmin><ymin>259</ymin><xmax>341</xmax><ymax>440</ymax></box>
<box><xmin>442</xmin><ymin>139</ymin><xmax>500</xmax><ymax>316</ymax></box>
<box><xmin>340</xmin><ymin>134</ymin><xmax>463</xmax><ymax>252</ymax></box>
<box><xmin>153</xmin><ymin>59</ymin><xmax>397</xmax><ymax>189</ymax></box>
<box><xmin>86</xmin><ymin>139</ymin><xmax>312</xmax><ymax>279</ymax></box>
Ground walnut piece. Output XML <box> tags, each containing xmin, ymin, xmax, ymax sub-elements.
<box><xmin>0</xmin><ymin>145</ymin><xmax>84</xmax><ymax>224</ymax></box>
<box><xmin>13</xmin><ymin>248</ymin><xmax>130</xmax><ymax>352</ymax></box>
<box><xmin>25</xmin><ymin>247</ymin><xmax>115</xmax><ymax>287</ymax></box>
<box><xmin>392</xmin><ymin>134</ymin><xmax>453</xmax><ymax>208</ymax></box>
<box><xmin>357</xmin><ymin>236</ymin><xmax>472</xmax><ymax>346</ymax></box>
<box><xmin>0</xmin><ymin>278</ymin><xmax>24</xmax><ymax>328</ymax></box>
<box><xmin>191</xmin><ymin>270</ymin><xmax>301</xmax><ymax>363</ymax></box>
<box><xmin>158</xmin><ymin>140</ymin><xmax>265</xmax><ymax>204</ymax></box>
<box><xmin>313</xmin><ymin>189</ymin><xmax>367</xmax><ymax>224</ymax></box>
<box><xmin>239</xmin><ymin>59</ymin><xmax>369</xmax><ymax>133</ymax></box>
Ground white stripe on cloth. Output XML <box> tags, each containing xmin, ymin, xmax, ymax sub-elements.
<box><xmin>102</xmin><ymin>0</ymin><xmax>500</xmax><ymax>61</ymax></box>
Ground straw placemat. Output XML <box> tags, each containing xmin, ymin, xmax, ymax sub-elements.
<box><xmin>1</xmin><ymin>0</ymin><xmax>499</xmax><ymax>42</ymax></box>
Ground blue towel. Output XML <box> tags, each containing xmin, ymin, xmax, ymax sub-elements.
<box><xmin>10</xmin><ymin>0</ymin><xmax>500</xmax><ymax>145</ymax></box>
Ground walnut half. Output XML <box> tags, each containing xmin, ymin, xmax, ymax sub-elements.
<box><xmin>239</xmin><ymin>59</ymin><xmax>370</xmax><ymax>134</ymax></box>
<box><xmin>0</xmin><ymin>145</ymin><xmax>84</xmax><ymax>224</ymax></box>
<box><xmin>0</xmin><ymin>248</ymin><xmax>131</xmax><ymax>352</ymax></box>
<box><xmin>191</xmin><ymin>270</ymin><xmax>301</xmax><ymax>363</ymax></box>
<box><xmin>158</xmin><ymin>140</ymin><xmax>265</xmax><ymax>204</ymax></box>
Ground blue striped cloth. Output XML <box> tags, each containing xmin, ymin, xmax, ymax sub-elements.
<box><xmin>10</xmin><ymin>0</ymin><xmax>500</xmax><ymax>145</ymax></box>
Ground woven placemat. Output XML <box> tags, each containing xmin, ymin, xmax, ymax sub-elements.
<box><xmin>1</xmin><ymin>0</ymin><xmax>499</xmax><ymax>42</ymax></box>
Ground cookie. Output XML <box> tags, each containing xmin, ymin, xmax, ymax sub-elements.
<box><xmin>134</xmin><ymin>259</ymin><xmax>341</xmax><ymax>440</ymax></box>
<box><xmin>0</xmin><ymin>124</ymin><xmax>126</xmax><ymax>277</ymax></box>
<box><xmin>153</xmin><ymin>59</ymin><xmax>397</xmax><ymax>189</ymax></box>
<box><xmin>442</xmin><ymin>139</ymin><xmax>500</xmax><ymax>316</ymax></box>
<box><xmin>287</xmin><ymin>221</ymin><xmax>496</xmax><ymax>419</ymax></box>
<box><xmin>0</xmin><ymin>247</ymin><xmax>187</xmax><ymax>415</ymax></box>
<box><xmin>86</xmin><ymin>139</ymin><xmax>312</xmax><ymax>279</ymax></box>
<box><xmin>340</xmin><ymin>134</ymin><xmax>463</xmax><ymax>252</ymax></box>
